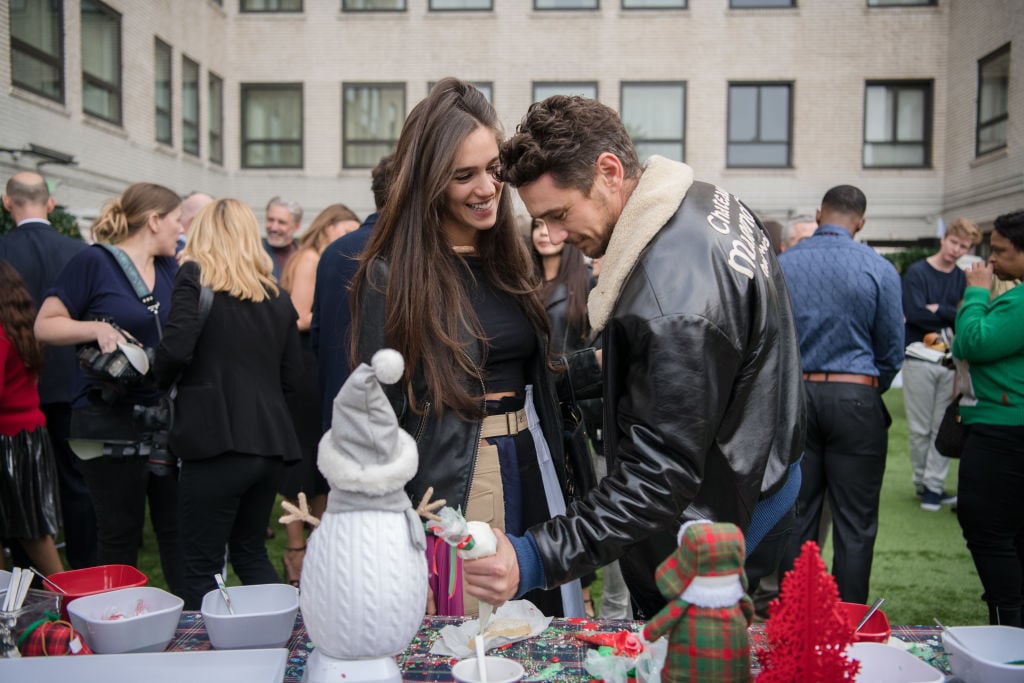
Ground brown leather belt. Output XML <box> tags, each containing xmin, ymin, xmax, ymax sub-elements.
<box><xmin>802</xmin><ymin>372</ymin><xmax>879</xmax><ymax>388</ymax></box>
<box><xmin>480</xmin><ymin>408</ymin><xmax>529</xmax><ymax>439</ymax></box>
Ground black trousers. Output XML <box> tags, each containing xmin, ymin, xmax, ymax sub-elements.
<box><xmin>780</xmin><ymin>382</ymin><xmax>889</xmax><ymax>604</ymax></box>
<box><xmin>42</xmin><ymin>403</ymin><xmax>98</xmax><ymax>569</ymax></box>
<box><xmin>957</xmin><ymin>423</ymin><xmax>1024</xmax><ymax>627</ymax></box>
<box><xmin>178</xmin><ymin>453</ymin><xmax>282</xmax><ymax>610</ymax></box>
<box><xmin>78</xmin><ymin>454</ymin><xmax>183</xmax><ymax>597</ymax></box>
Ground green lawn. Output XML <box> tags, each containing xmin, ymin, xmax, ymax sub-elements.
<box><xmin>129</xmin><ymin>388</ymin><xmax>987</xmax><ymax>626</ymax></box>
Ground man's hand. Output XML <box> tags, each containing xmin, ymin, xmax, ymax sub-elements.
<box><xmin>462</xmin><ymin>529</ymin><xmax>520</xmax><ymax>607</ymax></box>
<box><xmin>966</xmin><ymin>261</ymin><xmax>994</xmax><ymax>290</ymax></box>
<box><xmin>925</xmin><ymin>303</ymin><xmax>939</xmax><ymax>313</ymax></box>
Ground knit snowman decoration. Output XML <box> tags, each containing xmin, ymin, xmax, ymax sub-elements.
<box><xmin>300</xmin><ymin>349</ymin><xmax>428</xmax><ymax>659</ymax></box>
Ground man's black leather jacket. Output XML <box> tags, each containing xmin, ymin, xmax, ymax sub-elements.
<box><xmin>530</xmin><ymin>158</ymin><xmax>805</xmax><ymax>618</ymax></box>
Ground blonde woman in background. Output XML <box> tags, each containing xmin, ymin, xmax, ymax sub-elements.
<box><xmin>153</xmin><ymin>199</ymin><xmax>303</xmax><ymax>609</ymax></box>
<box><xmin>35</xmin><ymin>182</ymin><xmax>184</xmax><ymax>596</ymax></box>
<box><xmin>278</xmin><ymin>203</ymin><xmax>360</xmax><ymax>587</ymax></box>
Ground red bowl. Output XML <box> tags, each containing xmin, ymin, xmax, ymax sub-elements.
<box><xmin>43</xmin><ymin>564</ymin><xmax>148</xmax><ymax>616</ymax></box>
<box><xmin>838</xmin><ymin>601</ymin><xmax>891</xmax><ymax>643</ymax></box>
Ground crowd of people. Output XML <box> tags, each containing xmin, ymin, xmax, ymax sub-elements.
<box><xmin>1</xmin><ymin>78</ymin><xmax>1021</xmax><ymax>629</ymax></box>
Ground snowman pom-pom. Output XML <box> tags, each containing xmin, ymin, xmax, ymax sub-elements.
<box><xmin>371</xmin><ymin>348</ymin><xmax>404</xmax><ymax>385</ymax></box>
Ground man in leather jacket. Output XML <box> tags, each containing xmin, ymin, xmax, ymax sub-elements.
<box><xmin>463</xmin><ymin>96</ymin><xmax>805</xmax><ymax>619</ymax></box>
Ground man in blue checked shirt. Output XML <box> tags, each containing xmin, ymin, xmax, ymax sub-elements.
<box><xmin>777</xmin><ymin>185</ymin><xmax>904</xmax><ymax>605</ymax></box>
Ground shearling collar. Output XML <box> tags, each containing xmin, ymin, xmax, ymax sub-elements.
<box><xmin>588</xmin><ymin>156</ymin><xmax>694</xmax><ymax>332</ymax></box>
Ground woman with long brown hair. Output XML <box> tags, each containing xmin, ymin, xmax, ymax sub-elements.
<box><xmin>278</xmin><ymin>203</ymin><xmax>360</xmax><ymax>586</ymax></box>
<box><xmin>350</xmin><ymin>78</ymin><xmax>583</xmax><ymax>617</ymax></box>
<box><xmin>35</xmin><ymin>182</ymin><xmax>184</xmax><ymax>596</ymax></box>
<box><xmin>0</xmin><ymin>260</ymin><xmax>64</xmax><ymax>576</ymax></box>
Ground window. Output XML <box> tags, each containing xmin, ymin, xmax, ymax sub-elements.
<box><xmin>863</xmin><ymin>81</ymin><xmax>931</xmax><ymax>168</ymax></box>
<box><xmin>621</xmin><ymin>82</ymin><xmax>685</xmax><ymax>162</ymax></box>
<box><xmin>535</xmin><ymin>0</ymin><xmax>598</xmax><ymax>9</ymax></box>
<box><xmin>81</xmin><ymin>0</ymin><xmax>121</xmax><ymax>124</ymax></box>
<box><xmin>182</xmin><ymin>56</ymin><xmax>200</xmax><ymax>156</ymax></box>
<box><xmin>730</xmin><ymin>0</ymin><xmax>794</xmax><ymax>7</ymax></box>
<box><xmin>430</xmin><ymin>0</ymin><xmax>491</xmax><ymax>9</ymax></box>
<box><xmin>241</xmin><ymin>84</ymin><xmax>303</xmax><ymax>168</ymax></box>
<box><xmin>240</xmin><ymin>0</ymin><xmax>302</xmax><ymax>11</ymax></box>
<box><xmin>209</xmin><ymin>72</ymin><xmax>224</xmax><ymax>165</ymax></box>
<box><xmin>154</xmin><ymin>40</ymin><xmax>172</xmax><ymax>145</ymax></box>
<box><xmin>343</xmin><ymin>0</ymin><xmax>405</xmax><ymax>9</ymax></box>
<box><xmin>343</xmin><ymin>83</ymin><xmax>404</xmax><ymax>168</ymax></box>
<box><xmin>727</xmin><ymin>83</ymin><xmax>791</xmax><ymax>167</ymax></box>
<box><xmin>10</xmin><ymin>0</ymin><xmax>64</xmax><ymax>102</ymax></box>
<box><xmin>977</xmin><ymin>44</ymin><xmax>1010</xmax><ymax>156</ymax></box>
<box><xmin>867</xmin><ymin>0</ymin><xmax>934</xmax><ymax>6</ymax></box>
<box><xmin>532</xmin><ymin>82</ymin><xmax>597</xmax><ymax>102</ymax></box>
<box><xmin>623</xmin><ymin>0</ymin><xmax>686</xmax><ymax>7</ymax></box>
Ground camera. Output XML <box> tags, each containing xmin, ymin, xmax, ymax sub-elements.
<box><xmin>132</xmin><ymin>400</ymin><xmax>175</xmax><ymax>477</ymax></box>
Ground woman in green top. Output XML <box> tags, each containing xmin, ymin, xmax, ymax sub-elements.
<box><xmin>952</xmin><ymin>209</ymin><xmax>1024</xmax><ymax>628</ymax></box>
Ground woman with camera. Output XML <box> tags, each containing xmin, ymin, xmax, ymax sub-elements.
<box><xmin>152</xmin><ymin>199</ymin><xmax>303</xmax><ymax>609</ymax></box>
<box><xmin>35</xmin><ymin>182</ymin><xmax>184</xmax><ymax>596</ymax></box>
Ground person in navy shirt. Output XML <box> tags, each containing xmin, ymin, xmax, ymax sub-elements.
<box><xmin>777</xmin><ymin>185</ymin><xmax>904</xmax><ymax>604</ymax></box>
<box><xmin>35</xmin><ymin>182</ymin><xmax>185</xmax><ymax>597</ymax></box>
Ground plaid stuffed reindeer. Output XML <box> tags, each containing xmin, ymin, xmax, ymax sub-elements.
<box><xmin>643</xmin><ymin>520</ymin><xmax>754</xmax><ymax>682</ymax></box>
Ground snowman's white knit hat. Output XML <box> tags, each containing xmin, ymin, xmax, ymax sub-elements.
<box><xmin>317</xmin><ymin>348</ymin><xmax>419</xmax><ymax>496</ymax></box>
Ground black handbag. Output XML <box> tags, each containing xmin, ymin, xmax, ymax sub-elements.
<box><xmin>934</xmin><ymin>393</ymin><xmax>967</xmax><ymax>459</ymax></box>
<box><xmin>561</xmin><ymin>369</ymin><xmax>597</xmax><ymax>501</ymax></box>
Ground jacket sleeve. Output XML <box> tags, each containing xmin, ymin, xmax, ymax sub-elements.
<box><xmin>530</xmin><ymin>310</ymin><xmax>744</xmax><ymax>587</ymax></box>
<box><xmin>152</xmin><ymin>261</ymin><xmax>202</xmax><ymax>387</ymax></box>
<box><xmin>953</xmin><ymin>286</ymin><xmax>1024</xmax><ymax>363</ymax></box>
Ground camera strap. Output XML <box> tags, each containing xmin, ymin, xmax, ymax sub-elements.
<box><xmin>100</xmin><ymin>244</ymin><xmax>163</xmax><ymax>339</ymax></box>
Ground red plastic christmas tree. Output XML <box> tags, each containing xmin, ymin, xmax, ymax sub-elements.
<box><xmin>756</xmin><ymin>541</ymin><xmax>860</xmax><ymax>683</ymax></box>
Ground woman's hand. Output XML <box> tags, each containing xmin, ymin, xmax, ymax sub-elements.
<box><xmin>966</xmin><ymin>261</ymin><xmax>994</xmax><ymax>291</ymax></box>
<box><xmin>94</xmin><ymin>321</ymin><xmax>128</xmax><ymax>354</ymax></box>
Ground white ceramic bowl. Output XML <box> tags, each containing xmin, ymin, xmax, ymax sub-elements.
<box><xmin>201</xmin><ymin>583</ymin><xmax>298</xmax><ymax>650</ymax></box>
<box><xmin>452</xmin><ymin>657</ymin><xmax>526</xmax><ymax>683</ymax></box>
<box><xmin>943</xmin><ymin>625</ymin><xmax>1024</xmax><ymax>683</ymax></box>
<box><xmin>67</xmin><ymin>586</ymin><xmax>183</xmax><ymax>654</ymax></box>
<box><xmin>849</xmin><ymin>642</ymin><xmax>943</xmax><ymax>683</ymax></box>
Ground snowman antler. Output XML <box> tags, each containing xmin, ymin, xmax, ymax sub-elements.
<box><xmin>279</xmin><ymin>491</ymin><xmax>321</xmax><ymax>527</ymax></box>
<box><xmin>416</xmin><ymin>486</ymin><xmax>447</xmax><ymax>522</ymax></box>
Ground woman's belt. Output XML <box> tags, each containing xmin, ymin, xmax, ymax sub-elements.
<box><xmin>480</xmin><ymin>408</ymin><xmax>529</xmax><ymax>439</ymax></box>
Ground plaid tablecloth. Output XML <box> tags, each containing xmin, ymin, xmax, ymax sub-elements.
<box><xmin>167</xmin><ymin>612</ymin><xmax>953</xmax><ymax>682</ymax></box>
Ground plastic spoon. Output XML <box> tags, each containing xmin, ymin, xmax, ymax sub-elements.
<box><xmin>855</xmin><ymin>597</ymin><xmax>885</xmax><ymax>632</ymax></box>
<box><xmin>29</xmin><ymin>567</ymin><xmax>65</xmax><ymax>594</ymax></box>
<box><xmin>214</xmin><ymin>573</ymin><xmax>235</xmax><ymax>615</ymax></box>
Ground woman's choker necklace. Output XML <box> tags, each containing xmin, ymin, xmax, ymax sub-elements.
<box><xmin>452</xmin><ymin>245</ymin><xmax>478</xmax><ymax>255</ymax></box>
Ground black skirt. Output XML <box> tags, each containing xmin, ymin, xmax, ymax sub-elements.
<box><xmin>0</xmin><ymin>426</ymin><xmax>62</xmax><ymax>538</ymax></box>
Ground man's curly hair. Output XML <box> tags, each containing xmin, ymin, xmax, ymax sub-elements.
<box><xmin>499</xmin><ymin>95</ymin><xmax>642</xmax><ymax>194</ymax></box>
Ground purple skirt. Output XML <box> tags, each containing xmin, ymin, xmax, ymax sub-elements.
<box><xmin>0</xmin><ymin>426</ymin><xmax>61</xmax><ymax>538</ymax></box>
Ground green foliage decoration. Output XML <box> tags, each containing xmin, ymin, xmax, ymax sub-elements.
<box><xmin>0</xmin><ymin>202</ymin><xmax>83</xmax><ymax>240</ymax></box>
<box><xmin>884</xmin><ymin>246</ymin><xmax>933</xmax><ymax>277</ymax></box>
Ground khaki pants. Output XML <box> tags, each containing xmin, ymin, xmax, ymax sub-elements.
<box><xmin>462</xmin><ymin>441</ymin><xmax>504</xmax><ymax>617</ymax></box>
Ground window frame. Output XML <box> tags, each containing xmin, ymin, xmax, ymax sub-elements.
<box><xmin>621</xmin><ymin>0</ymin><xmax>685</xmax><ymax>7</ymax></box>
<box><xmin>976</xmin><ymin>43</ymin><xmax>1010</xmax><ymax>157</ymax></box>
<box><xmin>208</xmin><ymin>71</ymin><xmax>224</xmax><ymax>165</ymax></box>
<box><xmin>342</xmin><ymin>82</ymin><xmax>406</xmax><ymax>169</ymax></box>
<box><xmin>726</xmin><ymin>81</ymin><xmax>793</xmax><ymax>168</ymax></box>
<box><xmin>182</xmin><ymin>55</ymin><xmax>201</xmax><ymax>157</ymax></box>
<box><xmin>619</xmin><ymin>81</ymin><xmax>686</xmax><ymax>162</ymax></box>
<box><xmin>531</xmin><ymin>81</ymin><xmax>598</xmax><ymax>102</ymax></box>
<box><xmin>862</xmin><ymin>79</ymin><xmax>933</xmax><ymax>169</ymax></box>
<box><xmin>428</xmin><ymin>0</ymin><xmax>492</xmax><ymax>10</ymax></box>
<box><xmin>154</xmin><ymin>38</ymin><xmax>173</xmax><ymax>145</ymax></box>
<box><xmin>80</xmin><ymin>0</ymin><xmax>122</xmax><ymax>125</ymax></box>
<box><xmin>866</xmin><ymin>0</ymin><xmax>936</xmax><ymax>6</ymax></box>
<box><xmin>729</xmin><ymin>0</ymin><xmax>795</xmax><ymax>8</ymax></box>
<box><xmin>341</xmin><ymin>0</ymin><xmax>407</xmax><ymax>10</ymax></box>
<box><xmin>239</xmin><ymin>0</ymin><xmax>303</xmax><ymax>12</ymax></box>
<box><xmin>534</xmin><ymin>0</ymin><xmax>599</xmax><ymax>10</ymax></box>
<box><xmin>241</xmin><ymin>82</ymin><xmax>304</xmax><ymax>169</ymax></box>
<box><xmin>10</xmin><ymin>0</ymin><xmax>65</xmax><ymax>103</ymax></box>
